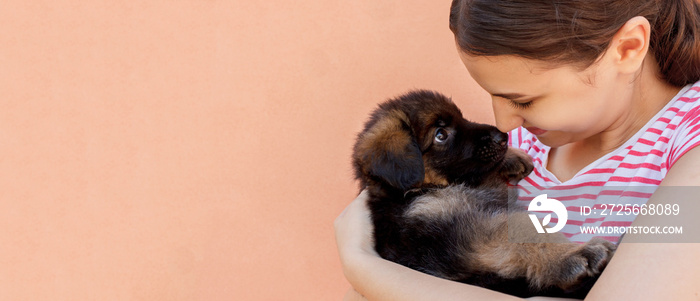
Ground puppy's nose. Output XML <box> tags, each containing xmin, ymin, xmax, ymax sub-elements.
<box><xmin>491</xmin><ymin>131</ymin><xmax>508</xmax><ymax>147</ymax></box>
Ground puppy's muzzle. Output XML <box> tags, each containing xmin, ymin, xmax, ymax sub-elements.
<box><xmin>476</xmin><ymin>131</ymin><xmax>508</xmax><ymax>162</ymax></box>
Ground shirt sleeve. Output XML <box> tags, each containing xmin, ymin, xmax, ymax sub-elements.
<box><xmin>667</xmin><ymin>91</ymin><xmax>700</xmax><ymax>169</ymax></box>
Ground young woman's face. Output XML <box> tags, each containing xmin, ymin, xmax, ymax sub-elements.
<box><xmin>458</xmin><ymin>51</ymin><xmax>632</xmax><ymax>148</ymax></box>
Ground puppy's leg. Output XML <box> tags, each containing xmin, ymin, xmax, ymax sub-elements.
<box><xmin>509</xmin><ymin>212</ymin><xmax>615</xmax><ymax>291</ymax></box>
<box><xmin>472</xmin><ymin>212</ymin><xmax>615</xmax><ymax>292</ymax></box>
<box><xmin>499</xmin><ymin>148</ymin><xmax>534</xmax><ymax>182</ymax></box>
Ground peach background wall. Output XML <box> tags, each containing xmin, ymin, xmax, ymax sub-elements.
<box><xmin>0</xmin><ymin>1</ymin><xmax>492</xmax><ymax>300</ymax></box>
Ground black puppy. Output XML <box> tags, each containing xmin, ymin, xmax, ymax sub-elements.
<box><xmin>352</xmin><ymin>90</ymin><xmax>615</xmax><ymax>298</ymax></box>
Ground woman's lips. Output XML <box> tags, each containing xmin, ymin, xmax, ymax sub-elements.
<box><xmin>526</xmin><ymin>127</ymin><xmax>547</xmax><ymax>135</ymax></box>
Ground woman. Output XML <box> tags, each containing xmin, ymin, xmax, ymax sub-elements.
<box><xmin>336</xmin><ymin>0</ymin><xmax>700</xmax><ymax>300</ymax></box>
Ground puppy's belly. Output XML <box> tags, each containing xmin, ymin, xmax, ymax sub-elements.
<box><xmin>400</xmin><ymin>185</ymin><xmax>517</xmax><ymax>283</ymax></box>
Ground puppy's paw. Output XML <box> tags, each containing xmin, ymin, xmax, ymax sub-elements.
<box><xmin>499</xmin><ymin>148</ymin><xmax>534</xmax><ymax>182</ymax></box>
<box><xmin>555</xmin><ymin>238</ymin><xmax>616</xmax><ymax>292</ymax></box>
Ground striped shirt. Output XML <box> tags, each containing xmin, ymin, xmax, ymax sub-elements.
<box><xmin>509</xmin><ymin>81</ymin><xmax>700</xmax><ymax>243</ymax></box>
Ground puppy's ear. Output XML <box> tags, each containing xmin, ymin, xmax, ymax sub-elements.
<box><xmin>354</xmin><ymin>111</ymin><xmax>424</xmax><ymax>191</ymax></box>
<box><xmin>369</xmin><ymin>136</ymin><xmax>424</xmax><ymax>191</ymax></box>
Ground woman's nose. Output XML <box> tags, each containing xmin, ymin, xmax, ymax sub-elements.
<box><xmin>492</xmin><ymin>98</ymin><xmax>524</xmax><ymax>133</ymax></box>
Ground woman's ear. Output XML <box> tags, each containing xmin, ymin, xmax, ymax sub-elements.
<box><xmin>609</xmin><ymin>16</ymin><xmax>651</xmax><ymax>74</ymax></box>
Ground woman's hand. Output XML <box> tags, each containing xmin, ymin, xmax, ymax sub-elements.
<box><xmin>334</xmin><ymin>190</ymin><xmax>379</xmax><ymax>276</ymax></box>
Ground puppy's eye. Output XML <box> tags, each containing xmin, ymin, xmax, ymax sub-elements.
<box><xmin>435</xmin><ymin>128</ymin><xmax>449</xmax><ymax>143</ymax></box>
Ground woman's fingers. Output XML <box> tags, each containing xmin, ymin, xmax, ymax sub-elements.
<box><xmin>334</xmin><ymin>190</ymin><xmax>377</xmax><ymax>259</ymax></box>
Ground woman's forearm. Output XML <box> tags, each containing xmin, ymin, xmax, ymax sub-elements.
<box><xmin>344</xmin><ymin>252</ymin><xmax>522</xmax><ymax>301</ymax></box>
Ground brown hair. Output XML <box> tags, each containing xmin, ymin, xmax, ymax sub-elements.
<box><xmin>449</xmin><ymin>0</ymin><xmax>700</xmax><ymax>86</ymax></box>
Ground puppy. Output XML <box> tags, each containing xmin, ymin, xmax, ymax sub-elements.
<box><xmin>352</xmin><ymin>90</ymin><xmax>615</xmax><ymax>298</ymax></box>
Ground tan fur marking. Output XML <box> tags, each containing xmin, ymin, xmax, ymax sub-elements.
<box><xmin>423</xmin><ymin>165</ymin><xmax>449</xmax><ymax>186</ymax></box>
<box><xmin>357</xmin><ymin>111</ymin><xmax>407</xmax><ymax>150</ymax></box>
<box><xmin>405</xmin><ymin>185</ymin><xmax>471</xmax><ymax>220</ymax></box>
<box><xmin>416</xmin><ymin>111</ymin><xmax>438</xmax><ymax>149</ymax></box>
<box><xmin>469</xmin><ymin>214</ymin><xmax>525</xmax><ymax>277</ymax></box>
<box><xmin>355</xmin><ymin>110</ymin><xmax>413</xmax><ymax>174</ymax></box>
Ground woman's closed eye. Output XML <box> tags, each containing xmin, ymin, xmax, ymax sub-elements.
<box><xmin>506</xmin><ymin>98</ymin><xmax>534</xmax><ymax>109</ymax></box>
<box><xmin>493</xmin><ymin>94</ymin><xmax>536</xmax><ymax>110</ymax></box>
